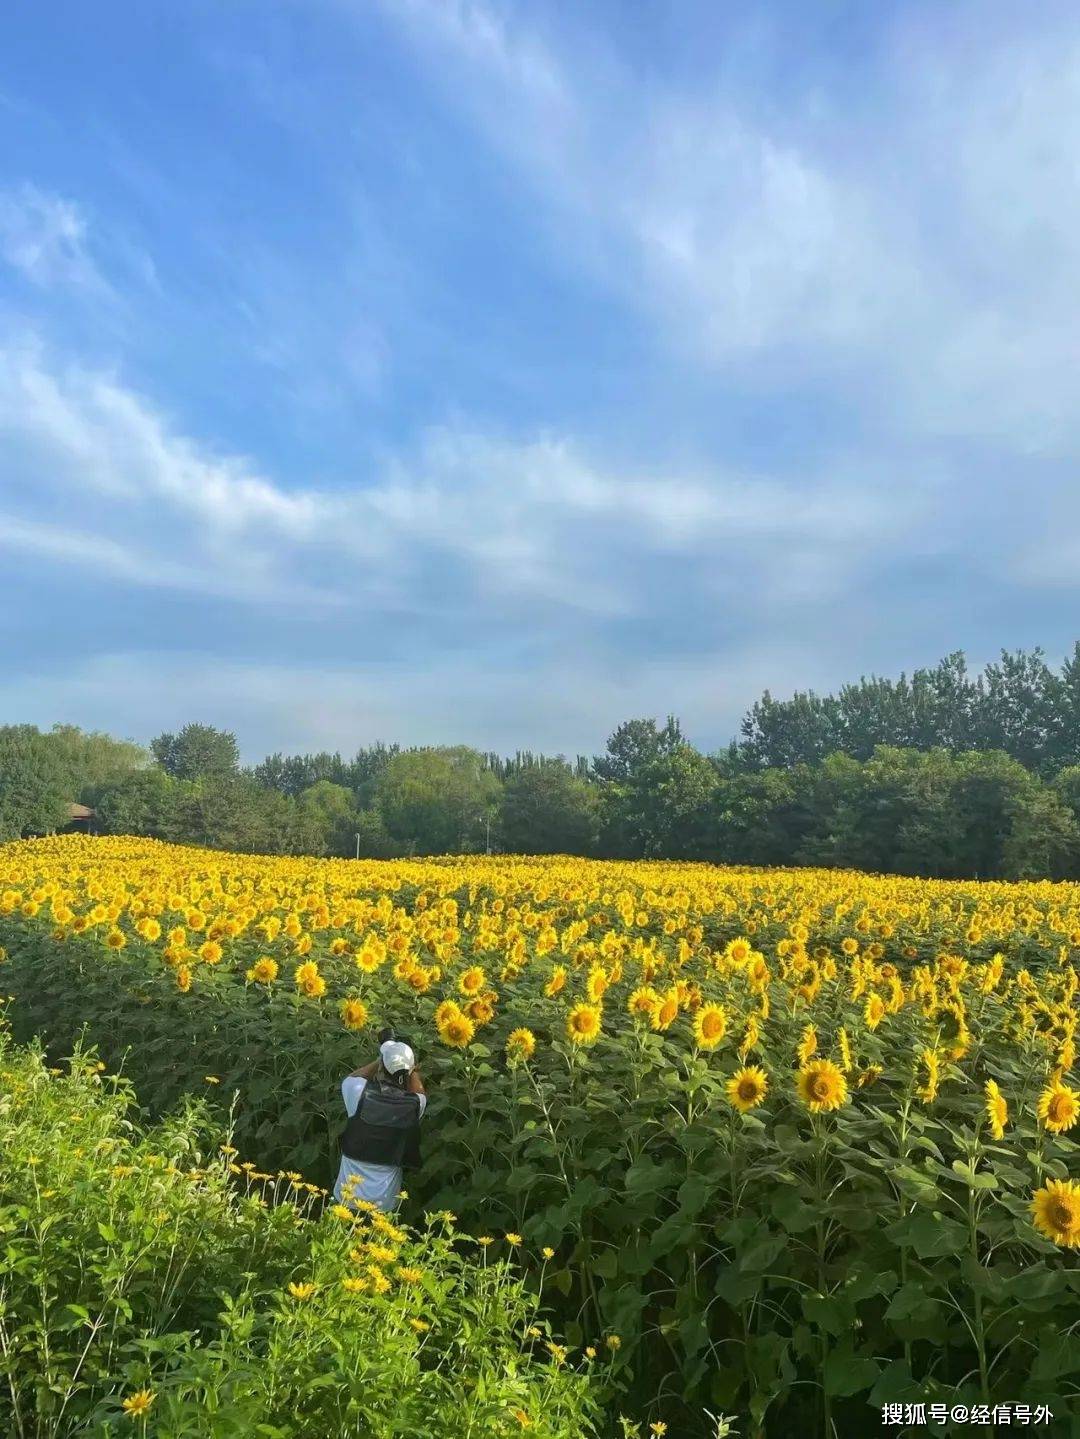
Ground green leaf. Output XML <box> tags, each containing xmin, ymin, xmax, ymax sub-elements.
<box><xmin>802</xmin><ymin>1292</ymin><xmax>852</xmax><ymax>1336</ymax></box>
<box><xmin>1012</xmin><ymin>1264</ymin><xmax>1066</xmax><ymax>1301</ymax></box>
<box><xmin>824</xmin><ymin>1348</ymin><xmax>880</xmax><ymax>1397</ymax></box>
<box><xmin>547</xmin><ymin>1268</ymin><xmax>572</xmax><ymax>1297</ymax></box>
<box><xmin>590</xmin><ymin>1249</ymin><xmax>619</xmax><ymax>1280</ymax></box>
<box><xmin>886</xmin><ymin>1283</ymin><xmax>940</xmax><ymax>1324</ymax></box>
<box><xmin>770</xmin><ymin>1185</ymin><xmax>817</xmax><ymax>1232</ymax></box>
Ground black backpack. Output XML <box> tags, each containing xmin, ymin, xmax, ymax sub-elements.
<box><xmin>340</xmin><ymin>1076</ymin><xmax>422</xmax><ymax>1170</ymax></box>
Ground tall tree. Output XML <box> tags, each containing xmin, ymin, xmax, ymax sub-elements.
<box><xmin>151</xmin><ymin>724</ymin><xmax>240</xmax><ymax>782</ymax></box>
<box><xmin>0</xmin><ymin>727</ymin><xmax>72</xmax><ymax>841</ymax></box>
<box><xmin>375</xmin><ymin>747</ymin><xmax>501</xmax><ymax>854</ymax></box>
<box><xmin>592</xmin><ymin>717</ymin><xmax>684</xmax><ymax>783</ymax></box>
<box><xmin>498</xmin><ymin>760</ymin><xmax>600</xmax><ymax>855</ymax></box>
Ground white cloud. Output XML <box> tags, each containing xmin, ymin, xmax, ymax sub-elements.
<box><xmin>366</xmin><ymin>0</ymin><xmax>1080</xmax><ymax>454</ymax></box>
<box><xmin>0</xmin><ymin>183</ymin><xmax>104</xmax><ymax>291</ymax></box>
<box><xmin>0</xmin><ymin>336</ymin><xmax>917</xmax><ymax>617</ymax></box>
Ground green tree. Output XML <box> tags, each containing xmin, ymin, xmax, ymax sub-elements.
<box><xmin>46</xmin><ymin>724</ymin><xmax>148</xmax><ymax>801</ymax></box>
<box><xmin>0</xmin><ymin>727</ymin><xmax>71</xmax><ymax>840</ymax></box>
<box><xmin>375</xmin><ymin>747</ymin><xmax>501</xmax><ymax>854</ymax></box>
<box><xmin>94</xmin><ymin>768</ymin><xmax>180</xmax><ymax>839</ymax></box>
<box><xmin>592</xmin><ymin>717</ymin><xmax>684</xmax><ymax>783</ymax></box>
<box><xmin>711</xmin><ymin>765</ymin><xmax>818</xmax><ymax>866</ymax></box>
<box><xmin>600</xmin><ymin>743</ymin><xmax>717</xmax><ymax>859</ymax></box>
<box><xmin>497</xmin><ymin>760</ymin><xmax>600</xmax><ymax>855</ymax></box>
<box><xmin>170</xmin><ymin>775</ymin><xmax>293</xmax><ymax>854</ymax></box>
<box><xmin>150</xmin><ymin>724</ymin><xmax>240</xmax><ymax>782</ymax></box>
<box><xmin>296</xmin><ymin>780</ymin><xmax>360</xmax><ymax>857</ymax></box>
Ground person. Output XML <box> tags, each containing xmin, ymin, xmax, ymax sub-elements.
<box><xmin>333</xmin><ymin>1036</ymin><xmax>426</xmax><ymax>1213</ymax></box>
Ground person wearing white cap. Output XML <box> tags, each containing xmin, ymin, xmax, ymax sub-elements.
<box><xmin>333</xmin><ymin>1033</ymin><xmax>426</xmax><ymax>1213</ymax></box>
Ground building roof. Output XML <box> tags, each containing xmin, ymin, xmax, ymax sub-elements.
<box><xmin>69</xmin><ymin>803</ymin><xmax>95</xmax><ymax>820</ymax></box>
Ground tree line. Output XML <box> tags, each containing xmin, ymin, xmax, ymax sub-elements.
<box><xmin>6</xmin><ymin>643</ymin><xmax>1080</xmax><ymax>879</ymax></box>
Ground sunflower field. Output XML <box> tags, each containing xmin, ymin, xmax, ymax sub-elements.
<box><xmin>1</xmin><ymin>834</ymin><xmax>1079</xmax><ymax>1438</ymax></box>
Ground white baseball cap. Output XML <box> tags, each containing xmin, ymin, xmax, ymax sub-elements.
<box><xmin>380</xmin><ymin>1039</ymin><xmax>415</xmax><ymax>1074</ymax></box>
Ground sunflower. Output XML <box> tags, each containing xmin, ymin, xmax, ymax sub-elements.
<box><xmin>458</xmin><ymin>965</ymin><xmax>486</xmax><ymax>996</ymax></box>
<box><xmin>737</xmin><ymin>1014</ymin><xmax>760</xmax><ymax>1060</ymax></box>
<box><xmin>1030</xmin><ymin>1178</ymin><xmax>1080</xmax><ymax>1248</ymax></box>
<box><xmin>650</xmin><ymin>989</ymin><xmax>679</xmax><ymax>1032</ymax></box>
<box><xmin>586</xmin><ymin>966</ymin><xmax>609</xmax><ymax>1002</ymax></box>
<box><xmin>246</xmin><ymin>956</ymin><xmax>278</xmax><ymax>984</ymax></box>
<box><xmin>837</xmin><ymin>1026</ymin><xmax>852</xmax><ymax>1073</ymax></box>
<box><xmin>726</xmin><ymin>1065</ymin><xmax>768</xmax><ymax>1112</ymax></box>
<box><xmin>506</xmin><ymin>1027</ymin><xmax>537</xmax><ymax>1061</ymax></box>
<box><xmin>984</xmin><ymin>1079</ymin><xmax>1008</xmax><ymax>1141</ymax></box>
<box><xmin>355</xmin><ymin>944</ymin><xmax>384</xmax><ymax>974</ymax></box>
<box><xmin>466</xmin><ymin>996</ymin><xmax>495</xmax><ymax>1024</ymax></box>
<box><xmin>438</xmin><ymin>1014</ymin><xmax>475</xmax><ymax>1049</ymax></box>
<box><xmin>916</xmin><ymin>1047</ymin><xmax>940</xmax><ymax>1104</ymax></box>
<box><xmin>566</xmin><ymin>1002</ymin><xmax>602</xmax><ymax>1046</ymax></box>
<box><xmin>545</xmin><ymin>965</ymin><xmax>567</xmax><ymax>997</ymax></box>
<box><xmin>724</xmin><ymin>937</ymin><xmax>752</xmax><ymax>966</ymax></box>
<box><xmin>1037</xmin><ymin>1080</ymin><xmax>1080</xmax><ymax>1134</ymax></box>
<box><xmin>340</xmin><ymin>998</ymin><xmax>369</xmax><ymax>1031</ymax></box>
<box><xmin>797</xmin><ymin>1024</ymin><xmax>818</xmax><ymax>1064</ymax></box>
<box><xmin>796</xmin><ymin>1059</ymin><xmax>848</xmax><ymax>1113</ymax></box>
<box><xmin>864</xmin><ymin>993</ymin><xmax>885</xmax><ymax>1031</ymax></box>
<box><xmin>693</xmin><ymin>1003</ymin><xmax>727</xmax><ymax>1049</ymax></box>
<box><xmin>628</xmin><ymin>985</ymin><xmax>661</xmax><ymax>1019</ymax></box>
<box><xmin>433</xmin><ymin>998</ymin><xmax>462</xmax><ymax>1028</ymax></box>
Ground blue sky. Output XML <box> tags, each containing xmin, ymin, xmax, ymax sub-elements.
<box><xmin>2</xmin><ymin>0</ymin><xmax>1079</xmax><ymax>761</ymax></box>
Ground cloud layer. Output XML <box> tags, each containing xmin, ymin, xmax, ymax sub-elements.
<box><xmin>2</xmin><ymin>1</ymin><xmax>1080</xmax><ymax>757</ymax></box>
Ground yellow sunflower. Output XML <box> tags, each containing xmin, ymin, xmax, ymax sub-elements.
<box><xmin>650</xmin><ymin>989</ymin><xmax>679</xmax><ymax>1032</ymax></box>
<box><xmin>726</xmin><ymin>1065</ymin><xmax>768</xmax><ymax>1112</ymax></box>
<box><xmin>433</xmin><ymin>999</ymin><xmax>462</xmax><ymax>1028</ymax></box>
<box><xmin>797</xmin><ymin>1024</ymin><xmax>818</xmax><ymax>1064</ymax></box>
<box><xmin>340</xmin><ymin>998</ymin><xmax>369</xmax><ymax>1031</ymax></box>
<box><xmin>566</xmin><ymin>1002</ymin><xmax>602</xmax><ymax>1046</ymax></box>
<box><xmin>864</xmin><ymin>993</ymin><xmax>885</xmax><ymax>1031</ymax></box>
<box><xmin>506</xmin><ymin>1027</ymin><xmax>537</xmax><ymax>1062</ymax></box>
<box><xmin>1030</xmin><ymin>1178</ymin><xmax>1080</xmax><ymax>1248</ymax></box>
<box><xmin>545</xmin><ymin>966</ymin><xmax>567</xmax><ymax>997</ymax></box>
<box><xmin>438</xmin><ymin>1014</ymin><xmax>475</xmax><ymax>1050</ymax></box>
<box><xmin>693</xmin><ymin>1003</ymin><xmax>727</xmax><ymax>1049</ymax></box>
<box><xmin>628</xmin><ymin>985</ymin><xmax>661</xmax><ymax>1019</ymax></box>
<box><xmin>984</xmin><ymin>1079</ymin><xmax>1008</xmax><ymax>1141</ymax></box>
<box><xmin>1037</xmin><ymin>1080</ymin><xmax>1080</xmax><ymax>1134</ymax></box>
<box><xmin>458</xmin><ymin>965</ymin><xmax>486</xmax><ymax>996</ymax></box>
<box><xmin>796</xmin><ymin>1059</ymin><xmax>848</xmax><ymax>1114</ymax></box>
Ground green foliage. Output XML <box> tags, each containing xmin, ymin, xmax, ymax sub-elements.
<box><xmin>150</xmin><ymin>724</ymin><xmax>240</xmax><ymax>782</ymax></box>
<box><xmin>295</xmin><ymin>781</ymin><xmax>360</xmax><ymax>857</ymax></box>
<box><xmin>376</xmin><ymin>747</ymin><xmax>501</xmax><ymax>854</ymax></box>
<box><xmin>22</xmin><ymin>639</ymin><xmax>1080</xmax><ymax>876</ymax></box>
<box><xmin>93</xmin><ymin>767</ymin><xmax>180</xmax><ymax>839</ymax></box>
<box><xmin>7</xmin><ymin>902</ymin><xmax>1079</xmax><ymax>1439</ymax></box>
<box><xmin>498</xmin><ymin>759</ymin><xmax>600</xmax><ymax>854</ymax></box>
<box><xmin>0</xmin><ymin>1022</ymin><xmax>601</xmax><ymax>1439</ymax></box>
<box><xmin>737</xmin><ymin>642</ymin><xmax>1080</xmax><ymax>775</ymax></box>
<box><xmin>47</xmin><ymin>724</ymin><xmax>149</xmax><ymax>802</ymax></box>
<box><xmin>0</xmin><ymin>725</ymin><xmax>72</xmax><ymax>841</ymax></box>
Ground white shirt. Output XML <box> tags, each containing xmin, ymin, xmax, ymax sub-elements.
<box><xmin>332</xmin><ymin>1076</ymin><xmax>427</xmax><ymax>1213</ymax></box>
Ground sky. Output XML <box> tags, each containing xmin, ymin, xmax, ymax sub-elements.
<box><xmin>2</xmin><ymin>0</ymin><xmax>1079</xmax><ymax>762</ymax></box>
